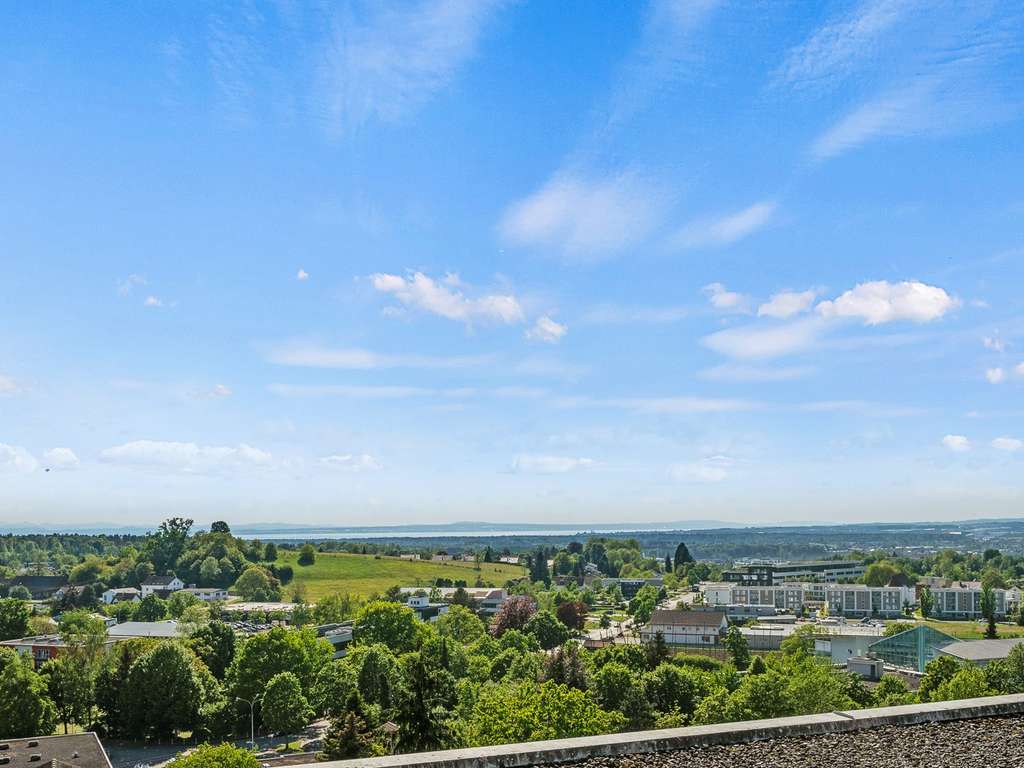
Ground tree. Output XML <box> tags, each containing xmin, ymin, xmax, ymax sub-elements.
<box><xmin>0</xmin><ymin>648</ymin><xmax>58</xmax><ymax>738</ymax></box>
<box><xmin>135</xmin><ymin>594</ymin><xmax>169</xmax><ymax>621</ymax></box>
<box><xmin>320</xmin><ymin>710</ymin><xmax>375</xmax><ymax>760</ymax></box>
<box><xmin>210</xmin><ymin>521</ymin><xmax>232</xmax><ymax>534</ymax></box>
<box><xmin>466</xmin><ymin>680</ymin><xmax>623</xmax><ymax>746</ymax></box>
<box><xmin>122</xmin><ymin>642</ymin><xmax>211</xmax><ymax>739</ymax></box>
<box><xmin>8</xmin><ymin>585</ymin><xmax>32</xmax><ymax>601</ymax></box>
<box><xmin>525</xmin><ymin>610</ymin><xmax>570</xmax><ymax>650</ymax></box>
<box><xmin>189</xmin><ymin>621</ymin><xmax>237</xmax><ymax>679</ymax></box>
<box><xmin>490</xmin><ymin>595</ymin><xmax>537</xmax><ymax>637</ymax></box>
<box><xmin>642</xmin><ymin>663</ymin><xmax>709</xmax><ymax>718</ymax></box>
<box><xmin>42</xmin><ymin>655</ymin><xmax>94</xmax><ymax>733</ymax></box>
<box><xmin>529</xmin><ymin>547</ymin><xmax>551</xmax><ymax>586</ymax></box>
<box><xmin>354</xmin><ymin>601</ymin><xmax>420</xmax><ymax>653</ymax></box>
<box><xmin>628</xmin><ymin>584</ymin><xmax>659</xmax><ymax>624</ymax></box>
<box><xmin>313</xmin><ymin>592</ymin><xmax>362</xmax><ymax>625</ymax></box>
<box><xmin>146</xmin><ymin>517</ymin><xmax>194</xmax><ymax>574</ymax></box>
<box><xmin>314</xmin><ymin>661</ymin><xmax>357</xmax><ymax>718</ymax></box>
<box><xmin>664</xmin><ymin>554</ymin><xmax>672</xmax><ymax>573</ymax></box>
<box><xmin>919</xmin><ymin>655</ymin><xmax>961</xmax><ymax>702</ymax></box>
<box><xmin>883</xmin><ymin>621</ymin><xmax>915</xmax><ymax>637</ymax></box>
<box><xmin>0</xmin><ymin>597</ymin><xmax>31</xmax><ymax>640</ymax></box>
<box><xmin>556</xmin><ymin>601</ymin><xmax>589</xmax><ymax>632</ymax></box>
<box><xmin>233</xmin><ymin>565</ymin><xmax>281</xmax><ymax>602</ymax></box>
<box><xmin>931</xmin><ymin>665</ymin><xmax>992</xmax><ymax>702</ymax></box>
<box><xmin>396</xmin><ymin>653</ymin><xmax>457</xmax><ymax>751</ymax></box>
<box><xmin>59</xmin><ymin>609</ymin><xmax>109</xmax><ymax>669</ymax></box>
<box><xmin>645</xmin><ymin>631</ymin><xmax>670</xmax><ymax>669</ymax></box>
<box><xmin>199</xmin><ymin>556</ymin><xmax>221</xmax><ymax>586</ymax></box>
<box><xmin>919</xmin><ymin>587</ymin><xmax>934</xmax><ymax>618</ymax></box>
<box><xmin>543</xmin><ymin>643</ymin><xmax>588</xmax><ymax>691</ymax></box>
<box><xmin>167</xmin><ymin>744</ymin><xmax>259</xmax><ymax>768</ymax></box>
<box><xmin>263</xmin><ymin>542</ymin><xmax>278</xmax><ymax>562</ymax></box>
<box><xmin>297</xmin><ymin>544</ymin><xmax>316</xmax><ymax>566</ymax></box>
<box><xmin>262</xmin><ymin>671</ymin><xmax>313</xmax><ymax>734</ymax></box>
<box><xmin>724</xmin><ymin>626</ymin><xmax>751</xmax><ymax>670</ymax></box>
<box><xmin>673</xmin><ymin>542</ymin><xmax>694</xmax><ymax>569</ymax></box>
<box><xmin>436</xmin><ymin>605</ymin><xmax>486</xmax><ymax>644</ymax></box>
<box><xmin>225</xmin><ymin>627</ymin><xmax>332</xmax><ymax>708</ymax></box>
<box><xmin>592</xmin><ymin>662</ymin><xmax>636</xmax><ymax>711</ymax></box>
<box><xmin>873</xmin><ymin>674</ymin><xmax>915</xmax><ymax>706</ymax></box>
<box><xmin>169</xmin><ymin>589</ymin><xmax>202</xmax><ymax>618</ymax></box>
<box><xmin>981</xmin><ymin>585</ymin><xmax>998</xmax><ymax>639</ymax></box>
<box><xmin>351</xmin><ymin>643</ymin><xmax>404</xmax><ymax>712</ymax></box>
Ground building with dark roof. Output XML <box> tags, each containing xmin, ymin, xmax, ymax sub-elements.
<box><xmin>2</xmin><ymin>574</ymin><xmax>68</xmax><ymax>599</ymax></box>
<box><xmin>0</xmin><ymin>732</ymin><xmax>111</xmax><ymax>767</ymax></box>
<box><xmin>641</xmin><ymin>609</ymin><xmax>727</xmax><ymax>646</ymax></box>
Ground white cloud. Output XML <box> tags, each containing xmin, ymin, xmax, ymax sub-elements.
<box><xmin>268</xmin><ymin>383</ymin><xmax>470</xmax><ymax>400</ymax></box>
<box><xmin>668</xmin><ymin>455</ymin><xmax>733</xmax><ymax>483</ymax></box>
<box><xmin>319</xmin><ymin>454</ymin><xmax>383</xmax><ymax>472</ymax></box>
<box><xmin>267</xmin><ymin>342</ymin><xmax>489</xmax><ymax>370</ymax></box>
<box><xmin>1016</xmin><ymin>362</ymin><xmax>1024</xmax><ymax>377</ymax></box>
<box><xmin>99</xmin><ymin>440</ymin><xmax>273</xmax><ymax>473</ymax></box>
<box><xmin>144</xmin><ymin>295</ymin><xmax>165</xmax><ymax>308</ymax></box>
<box><xmin>673</xmin><ymin>200</ymin><xmax>777</xmax><ymax>249</ymax></box>
<box><xmin>43</xmin><ymin>447</ymin><xmax>80</xmax><ymax>470</ymax></box>
<box><xmin>117</xmin><ymin>274</ymin><xmax>147</xmax><ymax>296</ymax></box>
<box><xmin>0</xmin><ymin>444</ymin><xmax>39</xmax><ymax>474</ymax></box>
<box><xmin>0</xmin><ymin>374</ymin><xmax>22</xmax><ymax>396</ymax></box>
<box><xmin>941</xmin><ymin>434</ymin><xmax>971</xmax><ymax>452</ymax></box>
<box><xmin>702</xmin><ymin>283</ymin><xmax>750</xmax><ymax>313</ymax></box>
<box><xmin>810</xmin><ymin>84</ymin><xmax>933</xmax><ymax>161</ymax></box>
<box><xmin>701</xmin><ymin>317</ymin><xmax>827</xmax><ymax>360</ymax></box>
<box><xmin>985</xmin><ymin>368</ymin><xmax>1006</xmax><ymax>384</ymax></box>
<box><xmin>525</xmin><ymin>316</ymin><xmax>567</xmax><ymax>344</ymax></box>
<box><xmin>816</xmin><ymin>280</ymin><xmax>958</xmax><ymax>325</ymax></box>
<box><xmin>697</xmin><ymin>364</ymin><xmax>815</xmax><ymax>382</ymax></box>
<box><xmin>296</xmin><ymin>268</ymin><xmax>309</xmax><ymax>281</ymax></box>
<box><xmin>982</xmin><ymin>335</ymin><xmax>1006</xmax><ymax>352</ymax></box>
<box><xmin>772</xmin><ymin>0</ymin><xmax>914</xmax><ymax>91</ymax></box>
<box><xmin>317</xmin><ymin>0</ymin><xmax>507</xmax><ymax>135</ymax></box>
<box><xmin>992</xmin><ymin>437</ymin><xmax>1023</xmax><ymax>452</ymax></box>
<box><xmin>758</xmin><ymin>289</ymin><xmax>818</xmax><ymax>319</ymax></box>
<box><xmin>558</xmin><ymin>395</ymin><xmax>757</xmax><ymax>415</ymax></box>
<box><xmin>371</xmin><ymin>271</ymin><xmax>523</xmax><ymax>325</ymax></box>
<box><xmin>210</xmin><ymin>384</ymin><xmax>232</xmax><ymax>398</ymax></box>
<box><xmin>499</xmin><ymin>172</ymin><xmax>664</xmax><ymax>258</ymax></box>
<box><xmin>510</xmin><ymin>454</ymin><xmax>594</xmax><ymax>475</ymax></box>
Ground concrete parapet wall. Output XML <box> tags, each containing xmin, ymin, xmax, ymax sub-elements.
<box><xmin>308</xmin><ymin>694</ymin><xmax>1024</xmax><ymax>768</ymax></box>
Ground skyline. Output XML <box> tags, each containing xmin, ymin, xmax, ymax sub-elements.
<box><xmin>2</xmin><ymin>1</ymin><xmax>1024</xmax><ymax>525</ymax></box>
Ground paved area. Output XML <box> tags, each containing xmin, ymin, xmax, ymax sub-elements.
<box><xmin>548</xmin><ymin>715</ymin><xmax>1024</xmax><ymax>768</ymax></box>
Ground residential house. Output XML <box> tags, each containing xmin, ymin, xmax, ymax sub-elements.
<box><xmin>140</xmin><ymin>574</ymin><xmax>184</xmax><ymax>598</ymax></box>
<box><xmin>101</xmin><ymin>587</ymin><xmax>141</xmax><ymax>605</ymax></box>
<box><xmin>641</xmin><ymin>609</ymin><xmax>727</xmax><ymax>646</ymax></box>
<box><xmin>0</xmin><ymin>634</ymin><xmax>120</xmax><ymax>667</ymax></box>
<box><xmin>406</xmin><ymin>594</ymin><xmax>449</xmax><ymax>622</ymax></box>
<box><xmin>180</xmin><ymin>586</ymin><xmax>229</xmax><ymax>602</ymax></box>
<box><xmin>397</xmin><ymin>586</ymin><xmax>508</xmax><ymax>614</ymax></box>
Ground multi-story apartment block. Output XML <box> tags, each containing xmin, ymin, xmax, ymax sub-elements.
<box><xmin>722</xmin><ymin>560</ymin><xmax>866</xmax><ymax>587</ymax></box>
<box><xmin>927</xmin><ymin>581</ymin><xmax>1008</xmax><ymax>619</ymax></box>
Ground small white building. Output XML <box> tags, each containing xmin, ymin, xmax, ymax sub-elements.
<box><xmin>406</xmin><ymin>594</ymin><xmax>449</xmax><ymax>622</ymax></box>
<box><xmin>180</xmin><ymin>587</ymin><xmax>229</xmax><ymax>602</ymax></box>
<box><xmin>641</xmin><ymin>609</ymin><xmax>727</xmax><ymax>646</ymax></box>
<box><xmin>101</xmin><ymin>587</ymin><xmax>141</xmax><ymax>605</ymax></box>
<box><xmin>700</xmin><ymin>582</ymin><xmax>736</xmax><ymax>606</ymax></box>
<box><xmin>140</xmin><ymin>575</ymin><xmax>185</xmax><ymax>598</ymax></box>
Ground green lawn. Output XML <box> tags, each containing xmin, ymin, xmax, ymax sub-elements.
<box><xmin>277</xmin><ymin>551</ymin><xmax>525</xmax><ymax>601</ymax></box>
<box><xmin>917</xmin><ymin>617</ymin><xmax>1024</xmax><ymax>640</ymax></box>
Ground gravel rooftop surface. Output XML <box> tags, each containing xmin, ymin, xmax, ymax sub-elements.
<box><xmin>555</xmin><ymin>716</ymin><xmax>1024</xmax><ymax>768</ymax></box>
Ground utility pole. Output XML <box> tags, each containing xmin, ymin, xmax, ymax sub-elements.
<box><xmin>236</xmin><ymin>696</ymin><xmax>260</xmax><ymax>749</ymax></box>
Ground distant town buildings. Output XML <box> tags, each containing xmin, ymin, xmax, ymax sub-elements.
<box><xmin>722</xmin><ymin>559</ymin><xmax>867</xmax><ymax>586</ymax></box>
<box><xmin>641</xmin><ymin>609</ymin><xmax>727</xmax><ymax>646</ymax></box>
<box><xmin>139</xmin><ymin>574</ymin><xmax>185</xmax><ymax>598</ymax></box>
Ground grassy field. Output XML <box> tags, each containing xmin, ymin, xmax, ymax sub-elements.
<box><xmin>917</xmin><ymin>617</ymin><xmax>1024</xmax><ymax>640</ymax></box>
<box><xmin>277</xmin><ymin>551</ymin><xmax>526</xmax><ymax>601</ymax></box>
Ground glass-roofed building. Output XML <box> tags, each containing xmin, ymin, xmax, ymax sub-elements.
<box><xmin>867</xmin><ymin>625</ymin><xmax>958</xmax><ymax>672</ymax></box>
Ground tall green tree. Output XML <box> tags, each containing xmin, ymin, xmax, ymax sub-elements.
<box><xmin>189</xmin><ymin>621</ymin><xmax>237</xmax><ymax>680</ymax></box>
<box><xmin>354</xmin><ymin>601</ymin><xmax>420</xmax><ymax>653</ymax></box>
<box><xmin>297</xmin><ymin>544</ymin><xmax>316</xmax><ymax>566</ymax></box>
<box><xmin>42</xmin><ymin>655</ymin><xmax>94</xmax><ymax>733</ymax></box>
<box><xmin>524</xmin><ymin>610</ymin><xmax>570</xmax><ymax>650</ymax></box>
<box><xmin>261</xmin><ymin>671</ymin><xmax>313</xmax><ymax>734</ymax></box>
<box><xmin>0</xmin><ymin>597</ymin><xmax>31</xmax><ymax>640</ymax></box>
<box><xmin>167</xmin><ymin>744</ymin><xmax>259</xmax><ymax>768</ymax></box>
<box><xmin>0</xmin><ymin>648</ymin><xmax>59</xmax><ymax>738</ymax></box>
<box><xmin>122</xmin><ymin>642</ymin><xmax>212</xmax><ymax>739</ymax></box>
<box><xmin>673</xmin><ymin>542</ymin><xmax>694</xmax><ymax>568</ymax></box>
<box><xmin>724</xmin><ymin>626</ymin><xmax>751</xmax><ymax>670</ymax></box>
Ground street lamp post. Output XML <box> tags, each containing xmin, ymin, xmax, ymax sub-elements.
<box><xmin>236</xmin><ymin>696</ymin><xmax>260</xmax><ymax>749</ymax></box>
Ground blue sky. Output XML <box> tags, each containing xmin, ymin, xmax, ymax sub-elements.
<box><xmin>2</xmin><ymin>0</ymin><xmax>1023</xmax><ymax>527</ymax></box>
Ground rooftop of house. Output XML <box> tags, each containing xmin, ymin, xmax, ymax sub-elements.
<box><xmin>140</xmin><ymin>574</ymin><xmax>181</xmax><ymax>586</ymax></box>
<box><xmin>0</xmin><ymin>733</ymin><xmax>111</xmax><ymax>768</ymax></box>
<box><xmin>5</xmin><ymin>574</ymin><xmax>68</xmax><ymax>588</ymax></box>
<box><xmin>939</xmin><ymin>638</ymin><xmax>1024</xmax><ymax>661</ymax></box>
<box><xmin>107</xmin><ymin>620</ymin><xmax>181</xmax><ymax>638</ymax></box>
<box><xmin>647</xmin><ymin>609</ymin><xmax>726</xmax><ymax>627</ymax></box>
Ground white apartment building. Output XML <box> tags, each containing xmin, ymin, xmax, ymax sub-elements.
<box><xmin>928</xmin><ymin>581</ymin><xmax>1008</xmax><ymax>619</ymax></box>
<box><xmin>180</xmin><ymin>586</ymin><xmax>229</xmax><ymax>602</ymax></box>
<box><xmin>703</xmin><ymin>582</ymin><xmax>915</xmax><ymax>619</ymax></box>
<box><xmin>824</xmin><ymin>584</ymin><xmax>914</xmax><ymax>618</ymax></box>
<box><xmin>140</xmin><ymin>574</ymin><xmax>185</xmax><ymax>598</ymax></box>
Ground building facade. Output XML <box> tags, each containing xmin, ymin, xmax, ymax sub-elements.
<box><xmin>723</xmin><ymin>560</ymin><xmax>866</xmax><ymax>587</ymax></box>
<box><xmin>641</xmin><ymin>609</ymin><xmax>727</xmax><ymax>646</ymax></box>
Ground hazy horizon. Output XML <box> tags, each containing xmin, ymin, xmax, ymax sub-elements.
<box><xmin>2</xmin><ymin>2</ymin><xmax>1023</xmax><ymax>526</ymax></box>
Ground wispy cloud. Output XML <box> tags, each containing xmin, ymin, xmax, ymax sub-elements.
<box><xmin>510</xmin><ymin>454</ymin><xmax>594</xmax><ymax>475</ymax></box>
<box><xmin>319</xmin><ymin>453</ymin><xmax>383</xmax><ymax>472</ymax></box>
<box><xmin>43</xmin><ymin>447</ymin><xmax>80</xmax><ymax>470</ymax></box>
<box><xmin>580</xmin><ymin>304</ymin><xmax>690</xmax><ymax>325</ymax></box>
<box><xmin>941</xmin><ymin>434</ymin><xmax>971</xmax><ymax>452</ymax></box>
<box><xmin>992</xmin><ymin>437</ymin><xmax>1023</xmax><ymax>452</ymax></box>
<box><xmin>702</xmin><ymin>283</ymin><xmax>751</xmax><ymax>313</ymax></box>
<box><xmin>986</xmin><ymin>367</ymin><xmax>1006</xmax><ymax>384</ymax></box>
<box><xmin>702</xmin><ymin>316</ymin><xmax>827</xmax><ymax>360</ymax></box>
<box><xmin>99</xmin><ymin>440</ymin><xmax>273</xmax><ymax>473</ymax></box>
<box><xmin>672</xmin><ymin>200</ymin><xmax>777</xmax><ymax>250</ymax></box>
<box><xmin>697</xmin><ymin>363</ymin><xmax>815</xmax><ymax>382</ymax></box>
<box><xmin>0</xmin><ymin>374</ymin><xmax>23</xmax><ymax>396</ymax></box>
<box><xmin>758</xmin><ymin>289</ymin><xmax>818</xmax><ymax>319</ymax></box>
<box><xmin>117</xmin><ymin>274</ymin><xmax>147</xmax><ymax>296</ymax></box>
<box><xmin>525</xmin><ymin>316</ymin><xmax>567</xmax><ymax>344</ymax></box>
<box><xmin>557</xmin><ymin>395</ymin><xmax>758</xmax><ymax>415</ymax></box>
<box><xmin>268</xmin><ymin>383</ymin><xmax>471</xmax><ymax>400</ymax></box>
<box><xmin>0</xmin><ymin>443</ymin><xmax>39</xmax><ymax>474</ymax></box>
<box><xmin>499</xmin><ymin>172</ymin><xmax>665</xmax><ymax>258</ymax></box>
<box><xmin>317</xmin><ymin>0</ymin><xmax>508</xmax><ymax>136</ymax></box>
<box><xmin>267</xmin><ymin>341</ymin><xmax>489</xmax><ymax>370</ymax></box>
<box><xmin>771</xmin><ymin>0</ymin><xmax>917</xmax><ymax>92</ymax></box>
<box><xmin>668</xmin><ymin>455</ymin><xmax>732</xmax><ymax>484</ymax></box>
<box><xmin>371</xmin><ymin>271</ymin><xmax>524</xmax><ymax>325</ymax></box>
<box><xmin>296</xmin><ymin>268</ymin><xmax>310</xmax><ymax>281</ymax></box>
